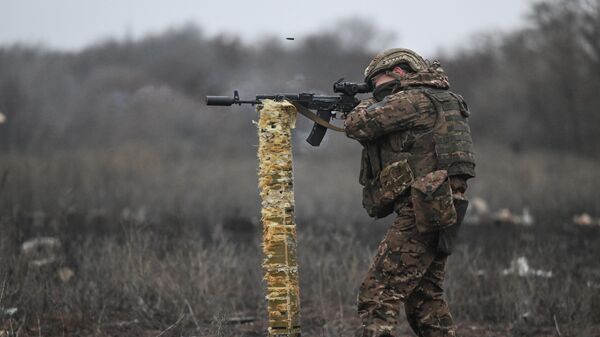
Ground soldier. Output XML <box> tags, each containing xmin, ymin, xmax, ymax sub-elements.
<box><xmin>344</xmin><ymin>48</ymin><xmax>475</xmax><ymax>337</ymax></box>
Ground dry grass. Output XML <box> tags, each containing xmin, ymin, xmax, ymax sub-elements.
<box><xmin>1</xmin><ymin>143</ymin><xmax>600</xmax><ymax>336</ymax></box>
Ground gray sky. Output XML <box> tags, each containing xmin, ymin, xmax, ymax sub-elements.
<box><xmin>1</xmin><ymin>0</ymin><xmax>532</xmax><ymax>56</ymax></box>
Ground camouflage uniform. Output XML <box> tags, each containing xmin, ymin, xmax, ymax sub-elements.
<box><xmin>345</xmin><ymin>54</ymin><xmax>475</xmax><ymax>337</ymax></box>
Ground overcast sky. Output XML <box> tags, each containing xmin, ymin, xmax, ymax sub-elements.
<box><xmin>1</xmin><ymin>0</ymin><xmax>533</xmax><ymax>56</ymax></box>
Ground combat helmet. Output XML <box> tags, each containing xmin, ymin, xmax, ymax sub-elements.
<box><xmin>364</xmin><ymin>48</ymin><xmax>428</xmax><ymax>84</ymax></box>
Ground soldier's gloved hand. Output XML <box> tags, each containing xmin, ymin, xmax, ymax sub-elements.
<box><xmin>449</xmin><ymin>175</ymin><xmax>468</xmax><ymax>199</ymax></box>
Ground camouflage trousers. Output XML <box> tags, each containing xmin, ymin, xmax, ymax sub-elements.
<box><xmin>357</xmin><ymin>202</ymin><xmax>456</xmax><ymax>337</ymax></box>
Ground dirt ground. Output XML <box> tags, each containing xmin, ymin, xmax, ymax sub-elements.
<box><xmin>3</xmin><ymin>314</ymin><xmax>599</xmax><ymax>337</ymax></box>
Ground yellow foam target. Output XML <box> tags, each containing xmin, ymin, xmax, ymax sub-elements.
<box><xmin>257</xmin><ymin>100</ymin><xmax>301</xmax><ymax>337</ymax></box>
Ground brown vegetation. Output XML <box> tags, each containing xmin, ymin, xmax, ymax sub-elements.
<box><xmin>1</xmin><ymin>144</ymin><xmax>600</xmax><ymax>336</ymax></box>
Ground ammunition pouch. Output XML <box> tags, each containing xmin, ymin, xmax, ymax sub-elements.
<box><xmin>362</xmin><ymin>159</ymin><xmax>413</xmax><ymax>218</ymax></box>
<box><xmin>437</xmin><ymin>198</ymin><xmax>469</xmax><ymax>256</ymax></box>
<box><xmin>410</xmin><ymin>170</ymin><xmax>457</xmax><ymax>233</ymax></box>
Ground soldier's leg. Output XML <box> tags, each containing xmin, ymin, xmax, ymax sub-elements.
<box><xmin>404</xmin><ymin>255</ymin><xmax>455</xmax><ymax>337</ymax></box>
<box><xmin>403</xmin><ymin>175</ymin><xmax>467</xmax><ymax>336</ymax></box>
<box><xmin>357</xmin><ymin>204</ymin><xmax>438</xmax><ymax>337</ymax></box>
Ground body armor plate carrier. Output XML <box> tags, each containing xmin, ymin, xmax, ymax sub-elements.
<box><xmin>358</xmin><ymin>87</ymin><xmax>475</xmax><ymax>218</ymax></box>
<box><xmin>423</xmin><ymin>88</ymin><xmax>475</xmax><ymax>178</ymax></box>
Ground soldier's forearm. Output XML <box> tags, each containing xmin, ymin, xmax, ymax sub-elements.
<box><xmin>344</xmin><ymin>108</ymin><xmax>380</xmax><ymax>141</ymax></box>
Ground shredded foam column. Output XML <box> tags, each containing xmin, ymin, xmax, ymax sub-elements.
<box><xmin>257</xmin><ymin>100</ymin><xmax>301</xmax><ymax>337</ymax></box>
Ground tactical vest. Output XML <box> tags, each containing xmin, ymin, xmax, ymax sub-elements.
<box><xmin>425</xmin><ymin>88</ymin><xmax>475</xmax><ymax>178</ymax></box>
<box><xmin>359</xmin><ymin>87</ymin><xmax>475</xmax><ymax>217</ymax></box>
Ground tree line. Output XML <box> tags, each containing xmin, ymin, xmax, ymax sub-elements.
<box><xmin>0</xmin><ymin>0</ymin><xmax>598</xmax><ymax>156</ymax></box>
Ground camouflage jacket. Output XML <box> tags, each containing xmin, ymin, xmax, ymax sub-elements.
<box><xmin>344</xmin><ymin>69</ymin><xmax>475</xmax><ymax>218</ymax></box>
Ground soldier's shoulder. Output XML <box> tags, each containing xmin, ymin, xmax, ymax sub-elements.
<box><xmin>389</xmin><ymin>87</ymin><xmax>441</xmax><ymax>104</ymax></box>
<box><xmin>389</xmin><ymin>88</ymin><xmax>426</xmax><ymax>99</ymax></box>
<box><xmin>431</xmin><ymin>89</ymin><xmax>470</xmax><ymax>116</ymax></box>
<box><xmin>385</xmin><ymin>88</ymin><xmax>436</xmax><ymax>113</ymax></box>
<box><xmin>421</xmin><ymin>88</ymin><xmax>466</xmax><ymax>104</ymax></box>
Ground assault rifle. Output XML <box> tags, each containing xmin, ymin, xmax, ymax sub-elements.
<box><xmin>206</xmin><ymin>79</ymin><xmax>371</xmax><ymax>146</ymax></box>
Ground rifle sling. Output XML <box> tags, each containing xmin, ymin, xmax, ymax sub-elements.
<box><xmin>289</xmin><ymin>101</ymin><xmax>345</xmax><ymax>132</ymax></box>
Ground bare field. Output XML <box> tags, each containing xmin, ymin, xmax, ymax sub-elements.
<box><xmin>1</xmin><ymin>143</ymin><xmax>600</xmax><ymax>336</ymax></box>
